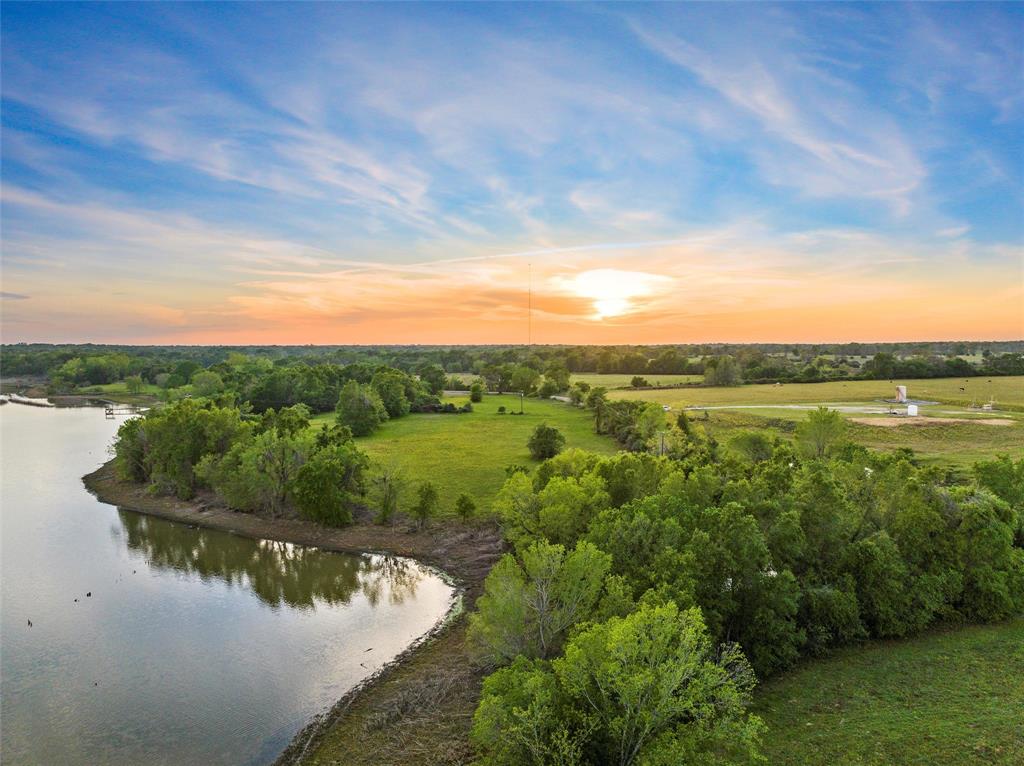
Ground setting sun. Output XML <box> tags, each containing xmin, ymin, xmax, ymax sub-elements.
<box><xmin>564</xmin><ymin>269</ymin><xmax>671</xmax><ymax>319</ymax></box>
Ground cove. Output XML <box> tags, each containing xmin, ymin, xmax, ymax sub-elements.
<box><xmin>0</xmin><ymin>404</ymin><xmax>455</xmax><ymax>766</ymax></box>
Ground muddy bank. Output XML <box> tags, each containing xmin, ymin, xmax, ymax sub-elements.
<box><xmin>83</xmin><ymin>461</ymin><xmax>505</xmax><ymax>766</ymax></box>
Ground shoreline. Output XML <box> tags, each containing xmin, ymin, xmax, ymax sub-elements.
<box><xmin>83</xmin><ymin>460</ymin><xmax>504</xmax><ymax>766</ymax></box>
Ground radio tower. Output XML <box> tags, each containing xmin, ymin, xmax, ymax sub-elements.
<box><xmin>528</xmin><ymin>262</ymin><xmax>532</xmax><ymax>346</ymax></box>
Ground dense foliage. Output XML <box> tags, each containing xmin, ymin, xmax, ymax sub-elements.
<box><xmin>473</xmin><ymin>409</ymin><xmax>1024</xmax><ymax>763</ymax></box>
<box><xmin>6</xmin><ymin>342</ymin><xmax>1023</xmax><ymax>399</ymax></box>
<box><xmin>114</xmin><ymin>400</ymin><xmax>368</xmax><ymax>524</ymax></box>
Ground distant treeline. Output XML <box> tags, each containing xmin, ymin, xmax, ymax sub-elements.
<box><xmin>3</xmin><ymin>341</ymin><xmax>1022</xmax><ymax>391</ymax></box>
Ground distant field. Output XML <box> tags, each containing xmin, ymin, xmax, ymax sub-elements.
<box><xmin>571</xmin><ymin>373</ymin><xmax>703</xmax><ymax>389</ymax></box>
<box><xmin>80</xmin><ymin>381</ymin><xmax>163</xmax><ymax>396</ymax></box>
<box><xmin>755</xmin><ymin>618</ymin><xmax>1024</xmax><ymax>766</ymax></box>
<box><xmin>311</xmin><ymin>394</ymin><xmax>617</xmax><ymax>515</ymax></box>
<box><xmin>613</xmin><ymin>376</ymin><xmax>1024</xmax><ymax>410</ymax></box>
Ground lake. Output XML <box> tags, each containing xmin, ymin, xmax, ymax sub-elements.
<box><xmin>0</xmin><ymin>404</ymin><xmax>456</xmax><ymax>765</ymax></box>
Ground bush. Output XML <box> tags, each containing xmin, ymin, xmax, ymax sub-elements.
<box><xmin>411</xmin><ymin>481</ymin><xmax>439</xmax><ymax>530</ymax></box>
<box><xmin>537</xmin><ymin>379</ymin><xmax>559</xmax><ymax>398</ymax></box>
<box><xmin>527</xmin><ymin>423</ymin><xmax>565</xmax><ymax>460</ymax></box>
<box><xmin>456</xmin><ymin>493</ymin><xmax>477</xmax><ymax>521</ymax></box>
<box><xmin>470</xmin><ymin>382</ymin><xmax>485</xmax><ymax>403</ymax></box>
<box><xmin>630</xmin><ymin>375</ymin><xmax>648</xmax><ymax>388</ymax></box>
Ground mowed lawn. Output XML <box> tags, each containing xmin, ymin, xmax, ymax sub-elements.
<box><xmin>571</xmin><ymin>372</ymin><xmax>703</xmax><ymax>389</ymax></box>
<box><xmin>612</xmin><ymin>376</ymin><xmax>1024</xmax><ymax>410</ymax></box>
<box><xmin>754</xmin><ymin>618</ymin><xmax>1024</xmax><ymax>766</ymax></box>
<box><xmin>312</xmin><ymin>394</ymin><xmax>618</xmax><ymax>515</ymax></box>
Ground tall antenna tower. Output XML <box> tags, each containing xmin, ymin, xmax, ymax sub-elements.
<box><xmin>528</xmin><ymin>262</ymin><xmax>532</xmax><ymax>346</ymax></box>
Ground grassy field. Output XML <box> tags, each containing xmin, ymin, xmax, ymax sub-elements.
<box><xmin>616</xmin><ymin>377</ymin><xmax>1024</xmax><ymax>470</ymax></box>
<box><xmin>79</xmin><ymin>381</ymin><xmax>164</xmax><ymax>396</ymax></box>
<box><xmin>754</xmin><ymin>618</ymin><xmax>1024</xmax><ymax>766</ymax></box>
<box><xmin>311</xmin><ymin>394</ymin><xmax>617</xmax><ymax>515</ymax></box>
<box><xmin>612</xmin><ymin>376</ymin><xmax>1024</xmax><ymax>410</ymax></box>
<box><xmin>571</xmin><ymin>372</ymin><xmax>703</xmax><ymax>389</ymax></box>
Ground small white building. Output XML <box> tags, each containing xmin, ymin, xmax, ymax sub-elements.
<box><xmin>907</xmin><ymin>404</ymin><xmax>919</xmax><ymax>417</ymax></box>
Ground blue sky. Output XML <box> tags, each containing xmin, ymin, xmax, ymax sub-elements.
<box><xmin>2</xmin><ymin>2</ymin><xmax>1022</xmax><ymax>343</ymax></box>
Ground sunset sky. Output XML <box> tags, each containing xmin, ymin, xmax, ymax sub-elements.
<box><xmin>2</xmin><ymin>2</ymin><xmax>1022</xmax><ymax>344</ymax></box>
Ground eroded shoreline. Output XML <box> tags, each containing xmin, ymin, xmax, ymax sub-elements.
<box><xmin>83</xmin><ymin>460</ymin><xmax>504</xmax><ymax>765</ymax></box>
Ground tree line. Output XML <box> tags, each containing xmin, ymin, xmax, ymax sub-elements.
<box><xmin>5</xmin><ymin>342</ymin><xmax>1022</xmax><ymax>392</ymax></box>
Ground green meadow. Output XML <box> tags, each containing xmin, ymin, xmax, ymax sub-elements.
<box><xmin>311</xmin><ymin>394</ymin><xmax>617</xmax><ymax>514</ymax></box>
<box><xmin>617</xmin><ymin>376</ymin><xmax>1024</xmax><ymax>470</ymax></box>
<box><xmin>570</xmin><ymin>372</ymin><xmax>704</xmax><ymax>388</ymax></box>
<box><xmin>611</xmin><ymin>375</ymin><xmax>1024</xmax><ymax>410</ymax></box>
<box><xmin>755</xmin><ymin>618</ymin><xmax>1024</xmax><ymax>766</ymax></box>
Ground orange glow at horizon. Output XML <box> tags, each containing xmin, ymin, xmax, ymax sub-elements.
<box><xmin>6</xmin><ymin>242</ymin><xmax>1018</xmax><ymax>345</ymax></box>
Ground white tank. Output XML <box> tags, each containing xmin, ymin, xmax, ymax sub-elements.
<box><xmin>896</xmin><ymin>385</ymin><xmax>907</xmax><ymax>403</ymax></box>
<box><xmin>907</xmin><ymin>404</ymin><xmax>918</xmax><ymax>417</ymax></box>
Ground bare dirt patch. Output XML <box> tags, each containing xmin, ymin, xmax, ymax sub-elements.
<box><xmin>849</xmin><ymin>417</ymin><xmax>1015</xmax><ymax>428</ymax></box>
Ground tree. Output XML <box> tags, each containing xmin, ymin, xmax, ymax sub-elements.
<box><xmin>537</xmin><ymin>379</ymin><xmax>559</xmax><ymax>398</ymax></box>
<box><xmin>417</xmin><ymin>363</ymin><xmax>447</xmax><ymax>395</ymax></box>
<box><xmin>705</xmin><ymin>355</ymin><xmax>743</xmax><ymax>386</ymax></box>
<box><xmin>472</xmin><ymin>603</ymin><xmax>764</xmax><ymax>766</ymax></box>
<box><xmin>336</xmin><ymin>380</ymin><xmax>388</xmax><ymax>436</ymax></box>
<box><xmin>191</xmin><ymin>370</ymin><xmax>223</xmax><ymax>397</ymax></box>
<box><xmin>470</xmin><ymin>382</ymin><xmax>485</xmax><ymax>403</ymax></box>
<box><xmin>412</xmin><ymin>481</ymin><xmax>439</xmax><ymax>530</ymax></box>
<box><xmin>630</xmin><ymin>376</ymin><xmax>648</xmax><ymax>388</ymax></box>
<box><xmin>124</xmin><ymin>374</ymin><xmax>145</xmax><ymax>394</ymax></box>
<box><xmin>371</xmin><ymin>369</ymin><xmax>412</xmax><ymax>418</ymax></box>
<box><xmin>247</xmin><ymin>428</ymin><xmax>315</xmax><ymax>516</ymax></box>
<box><xmin>528</xmin><ymin>423</ymin><xmax>566</xmax><ymax>460</ymax></box>
<box><xmin>729</xmin><ymin>430</ymin><xmax>775</xmax><ymax>463</ymax></box>
<box><xmin>510</xmin><ymin>365</ymin><xmax>541</xmax><ymax>395</ymax></box>
<box><xmin>372</xmin><ymin>464</ymin><xmax>405</xmax><ymax>525</ymax></box>
<box><xmin>795</xmin><ymin>406</ymin><xmax>846</xmax><ymax>459</ymax></box>
<box><xmin>469</xmin><ymin>540</ymin><xmax>611</xmax><ymax>665</ymax></box>
<box><xmin>974</xmin><ymin>455</ymin><xmax>1024</xmax><ymax>509</ymax></box>
<box><xmin>541</xmin><ymin>363</ymin><xmax>571</xmax><ymax>391</ymax></box>
<box><xmin>456</xmin><ymin>493</ymin><xmax>477</xmax><ymax>521</ymax></box>
<box><xmin>293</xmin><ymin>443</ymin><xmax>369</xmax><ymax>526</ymax></box>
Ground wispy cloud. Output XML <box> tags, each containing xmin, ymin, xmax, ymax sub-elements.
<box><xmin>1</xmin><ymin>3</ymin><xmax>1021</xmax><ymax>342</ymax></box>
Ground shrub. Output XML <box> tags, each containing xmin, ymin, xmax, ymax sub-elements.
<box><xmin>527</xmin><ymin>423</ymin><xmax>565</xmax><ymax>460</ymax></box>
<box><xmin>470</xmin><ymin>382</ymin><xmax>485</xmax><ymax>403</ymax></box>
<box><xmin>456</xmin><ymin>493</ymin><xmax>477</xmax><ymax>521</ymax></box>
<box><xmin>411</xmin><ymin>481</ymin><xmax>439</xmax><ymax>530</ymax></box>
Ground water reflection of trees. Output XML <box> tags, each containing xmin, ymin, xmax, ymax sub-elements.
<box><xmin>115</xmin><ymin>511</ymin><xmax>424</xmax><ymax>609</ymax></box>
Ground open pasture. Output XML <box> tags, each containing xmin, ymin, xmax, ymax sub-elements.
<box><xmin>755</xmin><ymin>618</ymin><xmax>1024</xmax><ymax>766</ymax></box>
<box><xmin>613</xmin><ymin>376</ymin><xmax>1024</xmax><ymax>411</ymax></box>
<box><xmin>311</xmin><ymin>394</ymin><xmax>616</xmax><ymax>515</ymax></box>
<box><xmin>571</xmin><ymin>372</ymin><xmax>703</xmax><ymax>389</ymax></box>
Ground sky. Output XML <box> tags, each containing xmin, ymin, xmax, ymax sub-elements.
<box><xmin>2</xmin><ymin>2</ymin><xmax>1022</xmax><ymax>345</ymax></box>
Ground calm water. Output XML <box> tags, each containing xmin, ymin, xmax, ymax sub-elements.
<box><xmin>0</xmin><ymin>405</ymin><xmax>455</xmax><ymax>765</ymax></box>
